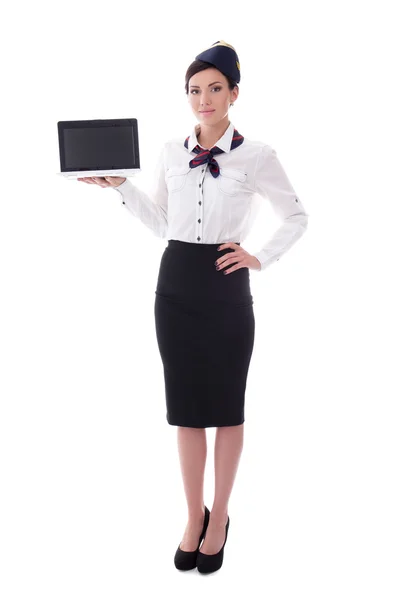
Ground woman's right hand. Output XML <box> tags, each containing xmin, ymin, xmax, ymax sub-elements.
<box><xmin>77</xmin><ymin>176</ymin><xmax>126</xmax><ymax>188</ymax></box>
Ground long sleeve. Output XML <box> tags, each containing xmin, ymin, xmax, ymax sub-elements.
<box><xmin>113</xmin><ymin>143</ymin><xmax>168</xmax><ymax>238</ymax></box>
<box><xmin>252</xmin><ymin>145</ymin><xmax>309</xmax><ymax>271</ymax></box>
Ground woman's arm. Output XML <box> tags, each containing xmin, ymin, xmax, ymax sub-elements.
<box><xmin>252</xmin><ymin>145</ymin><xmax>309</xmax><ymax>271</ymax></box>
<box><xmin>113</xmin><ymin>143</ymin><xmax>168</xmax><ymax>238</ymax></box>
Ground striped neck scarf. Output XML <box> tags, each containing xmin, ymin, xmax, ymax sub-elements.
<box><xmin>184</xmin><ymin>128</ymin><xmax>244</xmax><ymax>178</ymax></box>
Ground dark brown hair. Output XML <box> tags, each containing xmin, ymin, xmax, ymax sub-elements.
<box><xmin>184</xmin><ymin>59</ymin><xmax>238</xmax><ymax>95</ymax></box>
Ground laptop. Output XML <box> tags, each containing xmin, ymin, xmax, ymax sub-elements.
<box><xmin>57</xmin><ymin>118</ymin><xmax>141</xmax><ymax>179</ymax></box>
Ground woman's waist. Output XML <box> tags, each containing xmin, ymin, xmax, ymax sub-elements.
<box><xmin>167</xmin><ymin>239</ymin><xmax>241</xmax><ymax>251</ymax></box>
<box><xmin>156</xmin><ymin>243</ymin><xmax>252</xmax><ymax>304</ymax></box>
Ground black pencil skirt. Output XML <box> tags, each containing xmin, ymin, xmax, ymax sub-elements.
<box><xmin>154</xmin><ymin>240</ymin><xmax>255</xmax><ymax>428</ymax></box>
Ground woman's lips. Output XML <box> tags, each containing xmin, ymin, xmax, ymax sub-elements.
<box><xmin>200</xmin><ymin>110</ymin><xmax>215</xmax><ymax>116</ymax></box>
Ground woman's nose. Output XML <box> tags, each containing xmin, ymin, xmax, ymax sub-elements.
<box><xmin>199</xmin><ymin>94</ymin><xmax>211</xmax><ymax>105</ymax></box>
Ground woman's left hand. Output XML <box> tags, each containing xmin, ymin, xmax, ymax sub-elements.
<box><xmin>215</xmin><ymin>243</ymin><xmax>261</xmax><ymax>274</ymax></box>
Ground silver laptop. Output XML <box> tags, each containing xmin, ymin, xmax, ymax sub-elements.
<box><xmin>57</xmin><ymin>118</ymin><xmax>141</xmax><ymax>179</ymax></box>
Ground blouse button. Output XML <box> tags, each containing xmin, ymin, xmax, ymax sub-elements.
<box><xmin>197</xmin><ymin>236</ymin><xmax>201</xmax><ymax>241</ymax></box>
<box><xmin>198</xmin><ymin>218</ymin><xmax>201</xmax><ymax>223</ymax></box>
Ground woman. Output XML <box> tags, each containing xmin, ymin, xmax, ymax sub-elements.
<box><xmin>78</xmin><ymin>40</ymin><xmax>309</xmax><ymax>574</ymax></box>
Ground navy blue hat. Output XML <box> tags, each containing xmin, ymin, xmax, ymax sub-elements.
<box><xmin>195</xmin><ymin>40</ymin><xmax>241</xmax><ymax>84</ymax></box>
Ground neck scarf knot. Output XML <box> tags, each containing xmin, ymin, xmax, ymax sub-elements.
<box><xmin>184</xmin><ymin>128</ymin><xmax>244</xmax><ymax>178</ymax></box>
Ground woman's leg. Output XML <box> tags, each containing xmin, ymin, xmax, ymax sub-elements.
<box><xmin>200</xmin><ymin>423</ymin><xmax>244</xmax><ymax>554</ymax></box>
<box><xmin>177</xmin><ymin>426</ymin><xmax>207</xmax><ymax>551</ymax></box>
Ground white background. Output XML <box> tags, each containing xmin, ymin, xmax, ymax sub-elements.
<box><xmin>1</xmin><ymin>0</ymin><xmax>399</xmax><ymax>598</ymax></box>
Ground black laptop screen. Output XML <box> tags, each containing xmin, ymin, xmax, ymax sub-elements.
<box><xmin>58</xmin><ymin>119</ymin><xmax>140</xmax><ymax>171</ymax></box>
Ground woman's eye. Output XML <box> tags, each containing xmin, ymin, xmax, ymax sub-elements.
<box><xmin>190</xmin><ymin>87</ymin><xmax>221</xmax><ymax>94</ymax></box>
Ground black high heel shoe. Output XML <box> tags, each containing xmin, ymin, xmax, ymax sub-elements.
<box><xmin>174</xmin><ymin>506</ymin><xmax>210</xmax><ymax>571</ymax></box>
<box><xmin>196</xmin><ymin>515</ymin><xmax>230</xmax><ymax>574</ymax></box>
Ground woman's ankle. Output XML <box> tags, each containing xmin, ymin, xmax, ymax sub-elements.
<box><xmin>187</xmin><ymin>503</ymin><xmax>206</xmax><ymax>521</ymax></box>
<box><xmin>209</xmin><ymin>506</ymin><xmax>228</xmax><ymax>524</ymax></box>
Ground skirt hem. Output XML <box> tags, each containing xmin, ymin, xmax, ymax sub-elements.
<box><xmin>167</xmin><ymin>418</ymin><xmax>245</xmax><ymax>428</ymax></box>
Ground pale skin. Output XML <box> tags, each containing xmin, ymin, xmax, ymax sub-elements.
<box><xmin>79</xmin><ymin>67</ymin><xmax>259</xmax><ymax>554</ymax></box>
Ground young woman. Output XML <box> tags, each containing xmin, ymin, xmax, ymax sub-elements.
<box><xmin>78</xmin><ymin>40</ymin><xmax>309</xmax><ymax>574</ymax></box>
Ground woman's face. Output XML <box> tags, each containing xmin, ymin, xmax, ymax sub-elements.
<box><xmin>188</xmin><ymin>67</ymin><xmax>238</xmax><ymax>124</ymax></box>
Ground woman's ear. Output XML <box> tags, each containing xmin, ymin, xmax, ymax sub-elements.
<box><xmin>231</xmin><ymin>86</ymin><xmax>239</xmax><ymax>105</ymax></box>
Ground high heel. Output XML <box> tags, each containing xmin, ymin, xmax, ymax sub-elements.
<box><xmin>174</xmin><ymin>506</ymin><xmax>210</xmax><ymax>571</ymax></box>
<box><xmin>196</xmin><ymin>515</ymin><xmax>230</xmax><ymax>574</ymax></box>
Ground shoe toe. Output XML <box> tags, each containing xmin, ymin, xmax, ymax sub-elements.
<box><xmin>174</xmin><ymin>546</ymin><xmax>198</xmax><ymax>570</ymax></box>
<box><xmin>196</xmin><ymin>550</ymin><xmax>224</xmax><ymax>573</ymax></box>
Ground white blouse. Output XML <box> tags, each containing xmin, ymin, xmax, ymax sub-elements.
<box><xmin>113</xmin><ymin>121</ymin><xmax>309</xmax><ymax>271</ymax></box>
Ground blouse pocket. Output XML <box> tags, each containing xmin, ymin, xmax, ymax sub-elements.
<box><xmin>217</xmin><ymin>167</ymin><xmax>247</xmax><ymax>196</ymax></box>
<box><xmin>165</xmin><ymin>165</ymin><xmax>191</xmax><ymax>193</ymax></box>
